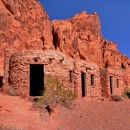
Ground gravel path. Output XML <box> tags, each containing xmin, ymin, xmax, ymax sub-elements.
<box><xmin>0</xmin><ymin>93</ymin><xmax>130</xmax><ymax>130</ymax></box>
<box><xmin>56</xmin><ymin>98</ymin><xmax>130</xmax><ymax>130</ymax></box>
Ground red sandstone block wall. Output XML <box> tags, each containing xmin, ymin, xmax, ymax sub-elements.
<box><xmin>7</xmin><ymin>50</ymin><xmax>74</xmax><ymax>97</ymax></box>
<box><xmin>4</xmin><ymin>49</ymin><xmax>130</xmax><ymax>99</ymax></box>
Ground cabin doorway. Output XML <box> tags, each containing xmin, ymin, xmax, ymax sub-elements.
<box><xmin>0</xmin><ymin>76</ymin><xmax>3</xmax><ymax>88</ymax></box>
<box><xmin>30</xmin><ymin>64</ymin><xmax>44</xmax><ymax>96</ymax></box>
<box><xmin>81</xmin><ymin>72</ymin><xmax>86</xmax><ymax>97</ymax></box>
<box><xmin>110</xmin><ymin>76</ymin><xmax>113</xmax><ymax>94</ymax></box>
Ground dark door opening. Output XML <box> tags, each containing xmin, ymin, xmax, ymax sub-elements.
<box><xmin>110</xmin><ymin>76</ymin><xmax>113</xmax><ymax>94</ymax></box>
<box><xmin>30</xmin><ymin>64</ymin><xmax>44</xmax><ymax>96</ymax></box>
<box><xmin>0</xmin><ymin>76</ymin><xmax>3</xmax><ymax>88</ymax></box>
<box><xmin>81</xmin><ymin>72</ymin><xmax>86</xmax><ymax>97</ymax></box>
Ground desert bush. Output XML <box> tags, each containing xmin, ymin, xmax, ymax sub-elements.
<box><xmin>33</xmin><ymin>74</ymin><xmax>75</xmax><ymax>109</ymax></box>
<box><xmin>123</xmin><ymin>87</ymin><xmax>130</xmax><ymax>98</ymax></box>
<box><xmin>111</xmin><ymin>95</ymin><xmax>124</xmax><ymax>101</ymax></box>
<box><xmin>8</xmin><ymin>87</ymin><xmax>17</xmax><ymax>96</ymax></box>
<box><xmin>0</xmin><ymin>123</ymin><xmax>23</xmax><ymax>130</ymax></box>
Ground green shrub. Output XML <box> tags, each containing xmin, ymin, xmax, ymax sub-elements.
<box><xmin>33</xmin><ymin>74</ymin><xmax>75</xmax><ymax>109</ymax></box>
<box><xmin>111</xmin><ymin>95</ymin><xmax>124</xmax><ymax>101</ymax></box>
<box><xmin>123</xmin><ymin>87</ymin><xmax>130</xmax><ymax>98</ymax></box>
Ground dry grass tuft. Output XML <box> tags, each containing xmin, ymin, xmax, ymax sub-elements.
<box><xmin>0</xmin><ymin>123</ymin><xmax>24</xmax><ymax>130</ymax></box>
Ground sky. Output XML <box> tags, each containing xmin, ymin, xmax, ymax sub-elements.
<box><xmin>39</xmin><ymin>0</ymin><xmax>130</xmax><ymax>58</ymax></box>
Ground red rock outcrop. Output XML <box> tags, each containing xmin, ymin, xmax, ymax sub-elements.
<box><xmin>52</xmin><ymin>11</ymin><xmax>130</xmax><ymax>91</ymax></box>
<box><xmin>52</xmin><ymin>11</ymin><xmax>103</xmax><ymax>64</ymax></box>
<box><xmin>52</xmin><ymin>11</ymin><xmax>130</xmax><ymax>71</ymax></box>
<box><xmin>0</xmin><ymin>0</ymin><xmax>54</xmax><ymax>74</ymax></box>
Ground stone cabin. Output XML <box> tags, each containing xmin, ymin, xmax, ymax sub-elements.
<box><xmin>0</xmin><ymin>0</ymin><xmax>129</xmax><ymax>99</ymax></box>
<box><xmin>3</xmin><ymin>48</ymin><xmax>128</xmax><ymax>99</ymax></box>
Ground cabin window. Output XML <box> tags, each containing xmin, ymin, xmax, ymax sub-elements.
<box><xmin>69</xmin><ymin>70</ymin><xmax>73</xmax><ymax>83</ymax></box>
<box><xmin>91</xmin><ymin>74</ymin><xmax>94</xmax><ymax>85</ymax></box>
<box><xmin>116</xmin><ymin>79</ymin><xmax>119</xmax><ymax>88</ymax></box>
<box><xmin>121</xmin><ymin>63</ymin><xmax>125</xmax><ymax>69</ymax></box>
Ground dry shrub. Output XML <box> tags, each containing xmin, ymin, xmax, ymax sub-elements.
<box><xmin>123</xmin><ymin>87</ymin><xmax>130</xmax><ymax>99</ymax></box>
<box><xmin>33</xmin><ymin>74</ymin><xmax>75</xmax><ymax>109</ymax></box>
<box><xmin>0</xmin><ymin>123</ymin><xmax>23</xmax><ymax>130</ymax></box>
<box><xmin>8</xmin><ymin>87</ymin><xmax>17</xmax><ymax>96</ymax></box>
<box><xmin>111</xmin><ymin>95</ymin><xmax>124</xmax><ymax>101</ymax></box>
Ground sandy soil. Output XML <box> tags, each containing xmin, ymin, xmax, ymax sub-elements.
<box><xmin>57</xmin><ymin>98</ymin><xmax>130</xmax><ymax>130</ymax></box>
<box><xmin>0</xmin><ymin>93</ymin><xmax>130</xmax><ymax>130</ymax></box>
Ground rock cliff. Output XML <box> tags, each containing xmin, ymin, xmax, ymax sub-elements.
<box><xmin>52</xmin><ymin>11</ymin><xmax>130</xmax><ymax>73</ymax></box>
<box><xmin>0</xmin><ymin>0</ymin><xmax>54</xmax><ymax>74</ymax></box>
<box><xmin>52</xmin><ymin>12</ymin><xmax>103</xmax><ymax>63</ymax></box>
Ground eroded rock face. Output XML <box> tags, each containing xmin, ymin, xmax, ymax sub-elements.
<box><xmin>52</xmin><ymin>11</ymin><xmax>130</xmax><ymax>70</ymax></box>
<box><xmin>0</xmin><ymin>0</ymin><xmax>54</xmax><ymax>74</ymax></box>
<box><xmin>52</xmin><ymin>11</ymin><xmax>130</xmax><ymax>90</ymax></box>
<box><xmin>52</xmin><ymin>11</ymin><xmax>103</xmax><ymax>64</ymax></box>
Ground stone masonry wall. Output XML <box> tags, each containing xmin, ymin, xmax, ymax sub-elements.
<box><xmin>1</xmin><ymin>0</ymin><xmax>130</xmax><ymax>99</ymax></box>
<box><xmin>74</xmin><ymin>59</ymin><xmax>101</xmax><ymax>98</ymax></box>
<box><xmin>99</xmin><ymin>67</ymin><xmax>127</xmax><ymax>97</ymax></box>
<box><xmin>8</xmin><ymin>50</ymin><xmax>74</xmax><ymax>97</ymax></box>
<box><xmin>4</xmin><ymin>49</ymin><xmax>130</xmax><ymax>99</ymax></box>
<box><xmin>4</xmin><ymin>49</ymin><xmax>104</xmax><ymax>98</ymax></box>
<box><xmin>3</xmin><ymin>48</ymin><xmax>15</xmax><ymax>91</ymax></box>
<box><xmin>107</xmin><ymin>68</ymin><xmax>127</xmax><ymax>96</ymax></box>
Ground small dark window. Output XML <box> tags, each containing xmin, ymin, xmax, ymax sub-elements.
<box><xmin>69</xmin><ymin>70</ymin><xmax>73</xmax><ymax>83</ymax></box>
<box><xmin>121</xmin><ymin>63</ymin><xmax>125</xmax><ymax>69</ymax></box>
<box><xmin>91</xmin><ymin>74</ymin><xmax>94</xmax><ymax>85</ymax></box>
<box><xmin>116</xmin><ymin>79</ymin><xmax>119</xmax><ymax>88</ymax></box>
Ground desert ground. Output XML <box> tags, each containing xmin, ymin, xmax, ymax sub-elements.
<box><xmin>0</xmin><ymin>93</ymin><xmax>130</xmax><ymax>130</ymax></box>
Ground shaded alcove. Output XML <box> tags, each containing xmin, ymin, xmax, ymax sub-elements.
<box><xmin>52</xmin><ymin>29</ymin><xmax>59</xmax><ymax>49</ymax></box>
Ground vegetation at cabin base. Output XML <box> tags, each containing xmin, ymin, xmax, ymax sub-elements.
<box><xmin>123</xmin><ymin>87</ymin><xmax>130</xmax><ymax>99</ymax></box>
<box><xmin>0</xmin><ymin>123</ymin><xmax>23</xmax><ymax>130</ymax></box>
<box><xmin>111</xmin><ymin>95</ymin><xmax>124</xmax><ymax>101</ymax></box>
<box><xmin>8</xmin><ymin>87</ymin><xmax>17</xmax><ymax>96</ymax></box>
<box><xmin>33</xmin><ymin>74</ymin><xmax>75</xmax><ymax>111</ymax></box>
<box><xmin>110</xmin><ymin>87</ymin><xmax>130</xmax><ymax>101</ymax></box>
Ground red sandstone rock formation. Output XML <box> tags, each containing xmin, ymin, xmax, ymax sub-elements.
<box><xmin>52</xmin><ymin>11</ymin><xmax>130</xmax><ymax>88</ymax></box>
<box><xmin>52</xmin><ymin>11</ymin><xmax>103</xmax><ymax>63</ymax></box>
<box><xmin>0</xmin><ymin>0</ymin><xmax>54</xmax><ymax>74</ymax></box>
<box><xmin>52</xmin><ymin>11</ymin><xmax>130</xmax><ymax>71</ymax></box>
